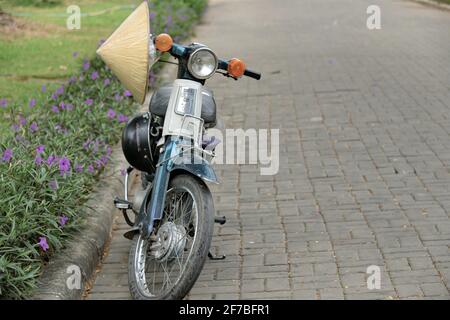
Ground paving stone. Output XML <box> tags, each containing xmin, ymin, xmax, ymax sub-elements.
<box><xmin>241</xmin><ymin>279</ymin><xmax>265</xmax><ymax>293</ymax></box>
<box><xmin>265</xmin><ymin>278</ymin><xmax>290</xmax><ymax>292</ymax></box>
<box><xmin>395</xmin><ymin>284</ymin><xmax>423</xmax><ymax>298</ymax></box>
<box><xmin>87</xmin><ymin>0</ymin><xmax>450</xmax><ymax>301</ymax></box>
<box><xmin>420</xmin><ymin>283</ymin><xmax>449</xmax><ymax>297</ymax></box>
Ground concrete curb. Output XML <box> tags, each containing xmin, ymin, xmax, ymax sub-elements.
<box><xmin>32</xmin><ymin>55</ymin><xmax>176</xmax><ymax>300</ymax></box>
<box><xmin>410</xmin><ymin>0</ymin><xmax>450</xmax><ymax>11</ymax></box>
<box><xmin>33</xmin><ymin>143</ymin><xmax>140</xmax><ymax>299</ymax></box>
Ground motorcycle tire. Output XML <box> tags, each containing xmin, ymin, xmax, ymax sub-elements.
<box><xmin>128</xmin><ymin>174</ymin><xmax>214</xmax><ymax>300</ymax></box>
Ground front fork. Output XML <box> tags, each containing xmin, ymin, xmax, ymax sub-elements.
<box><xmin>140</xmin><ymin>138</ymin><xmax>175</xmax><ymax>238</ymax></box>
<box><xmin>117</xmin><ymin>136</ymin><xmax>224</xmax><ymax>246</ymax></box>
<box><xmin>116</xmin><ymin>138</ymin><xmax>175</xmax><ymax>240</ymax></box>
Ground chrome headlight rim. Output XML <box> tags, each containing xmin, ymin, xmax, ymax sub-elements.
<box><xmin>187</xmin><ymin>47</ymin><xmax>218</xmax><ymax>80</ymax></box>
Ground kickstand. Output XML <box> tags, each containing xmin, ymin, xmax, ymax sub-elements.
<box><xmin>208</xmin><ymin>251</ymin><xmax>226</xmax><ymax>260</ymax></box>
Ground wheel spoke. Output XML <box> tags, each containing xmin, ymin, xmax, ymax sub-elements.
<box><xmin>133</xmin><ymin>186</ymin><xmax>199</xmax><ymax>298</ymax></box>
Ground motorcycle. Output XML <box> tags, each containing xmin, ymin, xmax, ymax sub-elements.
<box><xmin>111</xmin><ymin>32</ymin><xmax>261</xmax><ymax>299</ymax></box>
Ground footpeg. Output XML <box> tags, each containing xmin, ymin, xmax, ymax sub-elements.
<box><xmin>208</xmin><ymin>251</ymin><xmax>226</xmax><ymax>260</ymax></box>
<box><xmin>214</xmin><ymin>216</ymin><xmax>226</xmax><ymax>225</ymax></box>
<box><xmin>114</xmin><ymin>197</ymin><xmax>133</xmax><ymax>210</ymax></box>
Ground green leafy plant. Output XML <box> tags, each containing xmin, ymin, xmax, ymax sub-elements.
<box><xmin>0</xmin><ymin>0</ymin><xmax>208</xmax><ymax>299</ymax></box>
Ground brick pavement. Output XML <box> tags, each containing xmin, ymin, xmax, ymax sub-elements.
<box><xmin>87</xmin><ymin>0</ymin><xmax>450</xmax><ymax>299</ymax></box>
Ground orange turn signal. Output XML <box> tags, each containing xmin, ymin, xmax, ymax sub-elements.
<box><xmin>227</xmin><ymin>58</ymin><xmax>246</xmax><ymax>78</ymax></box>
<box><xmin>155</xmin><ymin>33</ymin><xmax>173</xmax><ymax>52</ymax></box>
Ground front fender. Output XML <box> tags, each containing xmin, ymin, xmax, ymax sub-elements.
<box><xmin>131</xmin><ymin>137</ymin><xmax>217</xmax><ymax>239</ymax></box>
<box><xmin>168</xmin><ymin>153</ymin><xmax>218</xmax><ymax>184</ymax></box>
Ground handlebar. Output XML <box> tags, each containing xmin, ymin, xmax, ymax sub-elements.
<box><xmin>243</xmin><ymin>68</ymin><xmax>261</xmax><ymax>80</ymax></box>
<box><xmin>155</xmin><ymin>34</ymin><xmax>261</xmax><ymax>81</ymax></box>
<box><xmin>217</xmin><ymin>59</ymin><xmax>261</xmax><ymax>80</ymax></box>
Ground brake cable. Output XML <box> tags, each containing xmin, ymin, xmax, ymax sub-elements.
<box><xmin>216</xmin><ymin>70</ymin><xmax>238</xmax><ymax>80</ymax></box>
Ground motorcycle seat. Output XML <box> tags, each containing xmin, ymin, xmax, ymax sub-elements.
<box><xmin>149</xmin><ymin>85</ymin><xmax>217</xmax><ymax>126</ymax></box>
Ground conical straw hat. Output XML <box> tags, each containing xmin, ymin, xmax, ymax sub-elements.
<box><xmin>97</xmin><ymin>2</ymin><xmax>150</xmax><ymax>104</ymax></box>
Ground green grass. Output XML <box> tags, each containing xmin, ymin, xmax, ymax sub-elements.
<box><xmin>0</xmin><ymin>0</ymin><xmax>142</xmax><ymax>105</ymax></box>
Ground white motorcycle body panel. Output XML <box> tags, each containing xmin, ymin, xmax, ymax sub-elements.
<box><xmin>162</xmin><ymin>79</ymin><xmax>203</xmax><ymax>146</ymax></box>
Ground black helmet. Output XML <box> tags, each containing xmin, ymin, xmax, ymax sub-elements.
<box><xmin>121</xmin><ymin>112</ymin><xmax>156</xmax><ymax>173</ymax></box>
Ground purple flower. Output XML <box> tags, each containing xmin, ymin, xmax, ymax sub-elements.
<box><xmin>83</xmin><ymin>139</ymin><xmax>91</xmax><ymax>150</ymax></box>
<box><xmin>2</xmin><ymin>149</ymin><xmax>13</xmax><ymax>162</ymax></box>
<box><xmin>117</xmin><ymin>114</ymin><xmax>129</xmax><ymax>124</ymax></box>
<box><xmin>34</xmin><ymin>155</ymin><xmax>43</xmax><ymax>165</ymax></box>
<box><xmin>51</xmin><ymin>105</ymin><xmax>59</xmax><ymax>113</ymax></box>
<box><xmin>85</xmin><ymin>98</ymin><xmax>93</xmax><ymax>106</ymax></box>
<box><xmin>149</xmin><ymin>11</ymin><xmax>156</xmax><ymax>20</ymax></box>
<box><xmin>91</xmin><ymin>71</ymin><xmax>99</xmax><ymax>80</ymax></box>
<box><xmin>56</xmin><ymin>86</ymin><xmax>64</xmax><ymax>96</ymax></box>
<box><xmin>41</xmin><ymin>85</ymin><xmax>47</xmax><ymax>93</ymax></box>
<box><xmin>75</xmin><ymin>163</ymin><xmax>83</xmax><ymax>173</ymax></box>
<box><xmin>59</xmin><ymin>156</ymin><xmax>71</xmax><ymax>176</ymax></box>
<box><xmin>114</xmin><ymin>93</ymin><xmax>122</xmax><ymax>101</ymax></box>
<box><xmin>83</xmin><ymin>60</ymin><xmax>90</xmax><ymax>71</ymax></box>
<box><xmin>87</xmin><ymin>164</ymin><xmax>95</xmax><ymax>174</ymax></box>
<box><xmin>123</xmin><ymin>90</ymin><xmax>133</xmax><ymax>97</ymax></box>
<box><xmin>30</xmin><ymin>121</ymin><xmax>38</xmax><ymax>132</ymax></box>
<box><xmin>59</xmin><ymin>101</ymin><xmax>66</xmax><ymax>110</ymax></box>
<box><xmin>38</xmin><ymin>237</ymin><xmax>49</xmax><ymax>251</ymax></box>
<box><xmin>94</xmin><ymin>159</ymin><xmax>103</xmax><ymax>169</ymax></box>
<box><xmin>166</xmin><ymin>15</ymin><xmax>172</xmax><ymax>26</ymax></box>
<box><xmin>48</xmin><ymin>179</ymin><xmax>58</xmax><ymax>191</ymax></box>
<box><xmin>46</xmin><ymin>155</ymin><xmax>57</xmax><ymax>166</ymax></box>
<box><xmin>19</xmin><ymin>115</ymin><xmax>27</xmax><ymax>127</ymax></box>
<box><xmin>72</xmin><ymin>51</ymin><xmax>79</xmax><ymax>58</ymax></box>
<box><xmin>104</xmin><ymin>78</ymin><xmax>111</xmax><ymax>86</ymax></box>
<box><xmin>51</xmin><ymin>93</ymin><xmax>58</xmax><ymax>101</ymax></box>
<box><xmin>100</xmin><ymin>155</ymin><xmax>109</xmax><ymax>166</ymax></box>
<box><xmin>106</xmin><ymin>108</ymin><xmax>116</xmax><ymax>119</ymax></box>
<box><xmin>69</xmin><ymin>76</ymin><xmax>77</xmax><ymax>84</ymax></box>
<box><xmin>59</xmin><ymin>215</ymin><xmax>69</xmax><ymax>227</ymax></box>
<box><xmin>66</xmin><ymin>103</ymin><xmax>74</xmax><ymax>111</ymax></box>
<box><xmin>11</xmin><ymin>124</ymin><xmax>20</xmax><ymax>132</ymax></box>
<box><xmin>29</xmin><ymin>98</ymin><xmax>36</xmax><ymax>108</ymax></box>
<box><xmin>92</xmin><ymin>142</ymin><xmax>99</xmax><ymax>154</ymax></box>
<box><xmin>0</xmin><ymin>98</ymin><xmax>7</xmax><ymax>108</ymax></box>
<box><xmin>36</xmin><ymin>145</ymin><xmax>45</xmax><ymax>154</ymax></box>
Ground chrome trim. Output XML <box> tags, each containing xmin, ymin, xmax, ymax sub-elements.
<box><xmin>124</xmin><ymin>171</ymin><xmax>130</xmax><ymax>201</ymax></box>
<box><xmin>145</xmin><ymin>112</ymin><xmax>153</xmax><ymax>165</ymax></box>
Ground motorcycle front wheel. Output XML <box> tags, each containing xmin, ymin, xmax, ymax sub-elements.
<box><xmin>128</xmin><ymin>174</ymin><xmax>214</xmax><ymax>300</ymax></box>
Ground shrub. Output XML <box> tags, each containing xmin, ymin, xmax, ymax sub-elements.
<box><xmin>3</xmin><ymin>0</ymin><xmax>62</xmax><ymax>7</ymax></box>
<box><xmin>0</xmin><ymin>0</ymin><xmax>208</xmax><ymax>299</ymax></box>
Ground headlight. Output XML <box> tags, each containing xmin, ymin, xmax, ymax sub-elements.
<box><xmin>187</xmin><ymin>47</ymin><xmax>218</xmax><ymax>80</ymax></box>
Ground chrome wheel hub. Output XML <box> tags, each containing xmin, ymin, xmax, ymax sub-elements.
<box><xmin>153</xmin><ymin>222</ymin><xmax>187</xmax><ymax>262</ymax></box>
